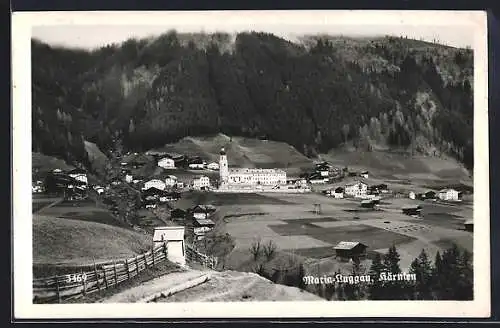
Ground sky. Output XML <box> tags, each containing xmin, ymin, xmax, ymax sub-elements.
<box><xmin>30</xmin><ymin>12</ymin><xmax>478</xmax><ymax>50</ymax></box>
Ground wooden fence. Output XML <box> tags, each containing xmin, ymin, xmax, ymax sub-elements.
<box><xmin>33</xmin><ymin>243</ymin><xmax>168</xmax><ymax>303</ymax></box>
<box><xmin>185</xmin><ymin>244</ymin><xmax>218</xmax><ymax>270</ymax></box>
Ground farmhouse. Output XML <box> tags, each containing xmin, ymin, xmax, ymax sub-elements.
<box><xmin>207</xmin><ymin>162</ymin><xmax>220</xmax><ymax>170</ymax></box>
<box><xmin>315</xmin><ymin>163</ymin><xmax>330</xmax><ymax>177</ymax></box>
<box><xmin>360</xmin><ymin>171</ymin><xmax>369</xmax><ymax>179</ymax></box>
<box><xmin>153</xmin><ymin>226</ymin><xmax>186</xmax><ymax>266</ymax></box>
<box><xmin>192</xmin><ymin>218</ymin><xmax>215</xmax><ymax>240</ymax></box>
<box><xmin>438</xmin><ymin>188</ymin><xmax>460</xmax><ymax>201</ymax></box>
<box><xmin>165</xmin><ymin>175</ymin><xmax>178</xmax><ymax>187</ymax></box>
<box><xmin>188</xmin><ymin>158</ymin><xmax>205</xmax><ymax>170</ymax></box>
<box><xmin>143</xmin><ymin>179</ymin><xmax>166</xmax><ymax>191</ymax></box>
<box><xmin>158</xmin><ymin>157</ymin><xmax>176</xmax><ymax>169</ymax></box>
<box><xmin>218</xmin><ymin>148</ymin><xmax>287</xmax><ymax>189</ymax></box>
<box><xmin>464</xmin><ymin>220</ymin><xmax>473</xmax><ymax>232</ymax></box>
<box><xmin>330</xmin><ymin>187</ymin><xmax>344</xmax><ymax>198</ymax></box>
<box><xmin>333</xmin><ymin>241</ymin><xmax>368</xmax><ymax>261</ymax></box>
<box><xmin>345</xmin><ymin>181</ymin><xmax>368</xmax><ymax>198</ymax></box>
<box><xmin>425</xmin><ymin>191</ymin><xmax>437</xmax><ymax>200</ymax></box>
<box><xmin>192</xmin><ymin>205</ymin><xmax>217</xmax><ymax>220</ymax></box>
<box><xmin>409</xmin><ymin>191</ymin><xmax>416</xmax><ymax>200</ymax></box>
<box><xmin>68</xmin><ymin>168</ymin><xmax>88</xmax><ymax>186</ymax></box>
<box><xmin>192</xmin><ymin>176</ymin><xmax>211</xmax><ymax>190</ymax></box>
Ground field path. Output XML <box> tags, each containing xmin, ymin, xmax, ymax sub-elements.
<box><xmin>35</xmin><ymin>197</ymin><xmax>63</xmax><ymax>214</ymax></box>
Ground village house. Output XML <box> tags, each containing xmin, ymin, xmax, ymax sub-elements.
<box><xmin>191</xmin><ymin>205</ymin><xmax>217</xmax><ymax>220</ymax></box>
<box><xmin>68</xmin><ymin>168</ymin><xmax>88</xmax><ymax>186</ymax></box>
<box><xmin>437</xmin><ymin>188</ymin><xmax>460</xmax><ymax>201</ymax></box>
<box><xmin>409</xmin><ymin>191</ymin><xmax>416</xmax><ymax>200</ymax></box>
<box><xmin>344</xmin><ymin>181</ymin><xmax>368</xmax><ymax>198</ymax></box>
<box><xmin>125</xmin><ymin>174</ymin><xmax>133</xmax><ymax>183</ymax></box>
<box><xmin>143</xmin><ymin>178</ymin><xmax>166</xmax><ymax>191</ymax></box>
<box><xmin>425</xmin><ymin>190</ymin><xmax>437</xmax><ymax>200</ymax></box>
<box><xmin>332</xmin><ymin>187</ymin><xmax>344</xmax><ymax>198</ymax></box>
<box><xmin>315</xmin><ymin>163</ymin><xmax>330</xmax><ymax>177</ymax></box>
<box><xmin>192</xmin><ymin>218</ymin><xmax>215</xmax><ymax>240</ymax></box>
<box><xmin>158</xmin><ymin>157</ymin><xmax>176</xmax><ymax>169</ymax></box>
<box><xmin>333</xmin><ymin>241</ymin><xmax>368</xmax><ymax>261</ymax></box>
<box><xmin>361</xmin><ymin>199</ymin><xmax>376</xmax><ymax>209</ymax></box>
<box><xmin>192</xmin><ymin>175</ymin><xmax>211</xmax><ymax>190</ymax></box>
<box><xmin>206</xmin><ymin>162</ymin><xmax>220</xmax><ymax>170</ymax></box>
<box><xmin>153</xmin><ymin>226</ymin><xmax>186</xmax><ymax>266</ymax></box>
<box><xmin>164</xmin><ymin>175</ymin><xmax>178</xmax><ymax>187</ymax></box>
<box><xmin>360</xmin><ymin>171</ymin><xmax>369</xmax><ymax>179</ymax></box>
<box><xmin>188</xmin><ymin>157</ymin><xmax>205</xmax><ymax>170</ymax></box>
<box><xmin>309</xmin><ymin>173</ymin><xmax>329</xmax><ymax>184</ymax></box>
<box><xmin>464</xmin><ymin>220</ymin><xmax>473</xmax><ymax>232</ymax></box>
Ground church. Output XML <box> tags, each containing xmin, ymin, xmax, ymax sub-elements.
<box><xmin>218</xmin><ymin>148</ymin><xmax>287</xmax><ymax>189</ymax></box>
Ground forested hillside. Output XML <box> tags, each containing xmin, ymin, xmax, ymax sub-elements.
<box><xmin>32</xmin><ymin>31</ymin><xmax>474</xmax><ymax>175</ymax></box>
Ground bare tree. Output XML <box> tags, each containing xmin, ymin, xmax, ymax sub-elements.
<box><xmin>263</xmin><ymin>240</ymin><xmax>278</xmax><ymax>261</ymax></box>
<box><xmin>249</xmin><ymin>238</ymin><xmax>262</xmax><ymax>261</ymax></box>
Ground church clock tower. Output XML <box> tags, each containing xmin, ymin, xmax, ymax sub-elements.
<box><xmin>219</xmin><ymin>147</ymin><xmax>229</xmax><ymax>186</ymax></box>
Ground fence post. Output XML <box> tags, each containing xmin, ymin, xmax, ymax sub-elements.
<box><xmin>55</xmin><ymin>277</ymin><xmax>61</xmax><ymax>303</ymax></box>
<box><xmin>113</xmin><ymin>260</ymin><xmax>118</xmax><ymax>286</ymax></box>
<box><xmin>93</xmin><ymin>258</ymin><xmax>101</xmax><ymax>291</ymax></box>
<box><xmin>135</xmin><ymin>256</ymin><xmax>140</xmax><ymax>275</ymax></box>
<box><xmin>103</xmin><ymin>267</ymin><xmax>109</xmax><ymax>289</ymax></box>
<box><xmin>144</xmin><ymin>252</ymin><xmax>148</xmax><ymax>268</ymax></box>
<box><xmin>152</xmin><ymin>247</ymin><xmax>155</xmax><ymax>267</ymax></box>
<box><xmin>125</xmin><ymin>259</ymin><xmax>130</xmax><ymax>280</ymax></box>
<box><xmin>82</xmin><ymin>269</ymin><xmax>86</xmax><ymax>296</ymax></box>
<box><xmin>163</xmin><ymin>242</ymin><xmax>168</xmax><ymax>260</ymax></box>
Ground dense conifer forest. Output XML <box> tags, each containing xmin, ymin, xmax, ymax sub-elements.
<box><xmin>32</xmin><ymin>31</ymin><xmax>473</xmax><ymax>173</ymax></box>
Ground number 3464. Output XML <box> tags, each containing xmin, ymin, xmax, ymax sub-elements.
<box><xmin>66</xmin><ymin>273</ymin><xmax>87</xmax><ymax>283</ymax></box>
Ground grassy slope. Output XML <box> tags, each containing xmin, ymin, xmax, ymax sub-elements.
<box><xmin>151</xmin><ymin>133</ymin><xmax>314</xmax><ymax>175</ymax></box>
<box><xmin>33</xmin><ymin>215</ymin><xmax>153</xmax><ymax>266</ymax></box>
<box><xmin>32</xmin><ymin>152</ymin><xmax>75</xmax><ymax>174</ymax></box>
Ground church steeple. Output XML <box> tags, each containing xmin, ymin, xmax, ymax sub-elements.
<box><xmin>219</xmin><ymin>147</ymin><xmax>229</xmax><ymax>185</ymax></box>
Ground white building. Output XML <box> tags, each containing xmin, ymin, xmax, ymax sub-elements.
<box><xmin>438</xmin><ymin>188</ymin><xmax>460</xmax><ymax>201</ymax></box>
<box><xmin>165</xmin><ymin>175</ymin><xmax>178</xmax><ymax>187</ymax></box>
<box><xmin>409</xmin><ymin>191</ymin><xmax>416</xmax><ymax>200</ymax></box>
<box><xmin>143</xmin><ymin>179</ymin><xmax>166</xmax><ymax>191</ymax></box>
<box><xmin>68</xmin><ymin>168</ymin><xmax>88</xmax><ymax>186</ymax></box>
<box><xmin>193</xmin><ymin>176</ymin><xmax>211</xmax><ymax>190</ymax></box>
<box><xmin>345</xmin><ymin>181</ymin><xmax>368</xmax><ymax>198</ymax></box>
<box><xmin>207</xmin><ymin>162</ymin><xmax>220</xmax><ymax>170</ymax></box>
<box><xmin>158</xmin><ymin>157</ymin><xmax>175</xmax><ymax>169</ymax></box>
<box><xmin>218</xmin><ymin>148</ymin><xmax>286</xmax><ymax>189</ymax></box>
<box><xmin>125</xmin><ymin>174</ymin><xmax>133</xmax><ymax>183</ymax></box>
<box><xmin>153</xmin><ymin>226</ymin><xmax>186</xmax><ymax>266</ymax></box>
<box><xmin>332</xmin><ymin>187</ymin><xmax>344</xmax><ymax>199</ymax></box>
<box><xmin>189</xmin><ymin>163</ymin><xmax>205</xmax><ymax>170</ymax></box>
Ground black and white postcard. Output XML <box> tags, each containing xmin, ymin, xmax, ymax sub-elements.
<box><xmin>12</xmin><ymin>10</ymin><xmax>490</xmax><ymax>319</ymax></box>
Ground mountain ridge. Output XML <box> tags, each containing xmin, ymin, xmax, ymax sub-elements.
<box><xmin>31</xmin><ymin>31</ymin><xmax>473</xmax><ymax>176</ymax></box>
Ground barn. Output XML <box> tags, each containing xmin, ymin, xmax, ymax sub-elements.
<box><xmin>464</xmin><ymin>220</ymin><xmax>473</xmax><ymax>232</ymax></box>
<box><xmin>333</xmin><ymin>241</ymin><xmax>368</xmax><ymax>261</ymax></box>
<box><xmin>153</xmin><ymin>226</ymin><xmax>186</xmax><ymax>266</ymax></box>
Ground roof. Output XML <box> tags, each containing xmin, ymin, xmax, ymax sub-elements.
<box><xmin>229</xmin><ymin>168</ymin><xmax>286</xmax><ymax>174</ymax></box>
<box><xmin>68</xmin><ymin>168</ymin><xmax>86</xmax><ymax>174</ymax></box>
<box><xmin>345</xmin><ymin>180</ymin><xmax>367</xmax><ymax>187</ymax></box>
<box><xmin>464</xmin><ymin>220</ymin><xmax>473</xmax><ymax>225</ymax></box>
<box><xmin>194</xmin><ymin>218</ymin><xmax>215</xmax><ymax>226</ymax></box>
<box><xmin>159</xmin><ymin>157</ymin><xmax>175</xmax><ymax>161</ymax></box>
<box><xmin>334</xmin><ymin>241</ymin><xmax>367</xmax><ymax>250</ymax></box>
<box><xmin>193</xmin><ymin>204</ymin><xmax>217</xmax><ymax>212</ymax></box>
<box><xmin>439</xmin><ymin>188</ymin><xmax>458</xmax><ymax>193</ymax></box>
<box><xmin>153</xmin><ymin>226</ymin><xmax>185</xmax><ymax>242</ymax></box>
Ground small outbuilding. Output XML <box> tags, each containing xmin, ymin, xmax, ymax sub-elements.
<box><xmin>153</xmin><ymin>226</ymin><xmax>186</xmax><ymax>266</ymax></box>
<box><xmin>464</xmin><ymin>220</ymin><xmax>473</xmax><ymax>232</ymax></box>
<box><xmin>333</xmin><ymin>241</ymin><xmax>368</xmax><ymax>261</ymax></box>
